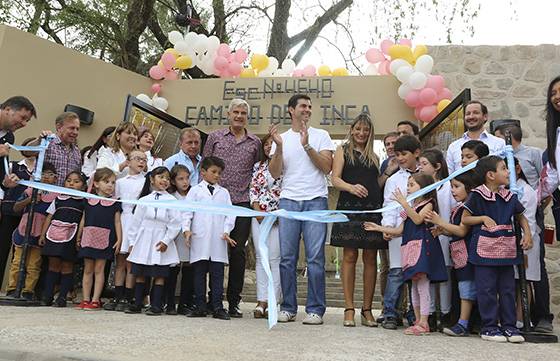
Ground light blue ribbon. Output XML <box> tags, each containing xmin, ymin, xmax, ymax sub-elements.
<box><xmin>4</xmin><ymin>138</ymin><xmax>516</xmax><ymax>329</ymax></box>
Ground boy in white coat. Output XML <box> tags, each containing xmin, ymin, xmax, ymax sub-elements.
<box><xmin>183</xmin><ymin>156</ymin><xmax>236</xmax><ymax>320</ymax></box>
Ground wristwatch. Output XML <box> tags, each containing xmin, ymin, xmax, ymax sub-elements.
<box><xmin>303</xmin><ymin>144</ymin><xmax>313</xmax><ymax>151</ymax></box>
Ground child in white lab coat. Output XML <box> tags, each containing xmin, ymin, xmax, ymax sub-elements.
<box><xmin>183</xmin><ymin>156</ymin><xmax>236</xmax><ymax>320</ymax></box>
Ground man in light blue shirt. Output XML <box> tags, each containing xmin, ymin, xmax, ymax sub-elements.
<box><xmin>446</xmin><ymin>100</ymin><xmax>505</xmax><ymax>173</ymax></box>
<box><xmin>164</xmin><ymin>128</ymin><xmax>202</xmax><ymax>185</ymax></box>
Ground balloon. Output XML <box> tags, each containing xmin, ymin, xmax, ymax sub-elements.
<box><xmin>149</xmin><ymin>65</ymin><xmax>165</xmax><ymax>80</ymax></box>
<box><xmin>153</xmin><ymin>96</ymin><xmax>169</xmax><ymax>111</ymax></box>
<box><xmin>397</xmin><ymin>83</ymin><xmax>411</xmax><ymax>99</ymax></box>
<box><xmin>419</xmin><ymin>105</ymin><xmax>437</xmax><ymax>123</ymax></box>
<box><xmin>193</xmin><ymin>34</ymin><xmax>208</xmax><ymax>53</ymax></box>
<box><xmin>365</xmin><ymin>48</ymin><xmax>385</xmax><ymax>64</ymax></box>
<box><xmin>217</xmin><ymin>43</ymin><xmax>231</xmax><ymax>57</ymax></box>
<box><xmin>234</xmin><ymin>49</ymin><xmax>248</xmax><ymax>63</ymax></box>
<box><xmin>250</xmin><ymin>54</ymin><xmax>269</xmax><ymax>72</ymax></box>
<box><xmin>164</xmin><ymin>70</ymin><xmax>178</xmax><ymax>80</ymax></box>
<box><xmin>414</xmin><ymin>106</ymin><xmax>422</xmax><ymax>120</ymax></box>
<box><xmin>405</xmin><ymin>90</ymin><xmax>421</xmax><ymax>108</ymax></box>
<box><xmin>151</xmin><ymin>83</ymin><xmax>162</xmax><ymax>94</ymax></box>
<box><xmin>240</xmin><ymin>68</ymin><xmax>256</xmax><ymax>78</ymax></box>
<box><xmin>292</xmin><ymin>69</ymin><xmax>304</xmax><ymax>77</ymax></box>
<box><xmin>207</xmin><ymin>36</ymin><xmax>220</xmax><ymax>52</ymax></box>
<box><xmin>275</xmin><ymin>69</ymin><xmax>287</xmax><ymax>77</ymax></box>
<box><xmin>378</xmin><ymin>60</ymin><xmax>390</xmax><ymax>75</ymax></box>
<box><xmin>332</xmin><ymin>68</ymin><xmax>349</xmax><ymax>76</ymax></box>
<box><xmin>415</xmin><ymin>55</ymin><xmax>434</xmax><ymax>74</ymax></box>
<box><xmin>214</xmin><ymin>56</ymin><xmax>228</xmax><ymax>71</ymax></box>
<box><xmin>175</xmin><ymin>55</ymin><xmax>192</xmax><ymax>70</ymax></box>
<box><xmin>174</xmin><ymin>41</ymin><xmax>189</xmax><ymax>55</ymax></box>
<box><xmin>388</xmin><ymin>44</ymin><xmax>414</xmax><ymax>63</ymax></box>
<box><xmin>136</xmin><ymin>93</ymin><xmax>152</xmax><ymax>104</ymax></box>
<box><xmin>168</xmin><ymin>31</ymin><xmax>184</xmax><ymax>45</ymax></box>
<box><xmin>425</xmin><ymin>74</ymin><xmax>445</xmax><ymax>92</ymax></box>
<box><xmin>365</xmin><ymin>63</ymin><xmax>378</xmax><ymax>75</ymax></box>
<box><xmin>419</xmin><ymin>88</ymin><xmax>438</xmax><ymax>106</ymax></box>
<box><xmin>184</xmin><ymin>32</ymin><xmax>197</xmax><ymax>45</ymax></box>
<box><xmin>389</xmin><ymin>59</ymin><xmax>410</xmax><ymax>75</ymax></box>
<box><xmin>164</xmin><ymin>48</ymin><xmax>180</xmax><ymax>58</ymax></box>
<box><xmin>396</xmin><ymin>65</ymin><xmax>414</xmax><ymax>83</ymax></box>
<box><xmin>302</xmin><ymin>65</ymin><xmax>316</xmax><ymax>76</ymax></box>
<box><xmin>228</xmin><ymin>62</ymin><xmax>242</xmax><ymax>76</ymax></box>
<box><xmin>437</xmin><ymin>99</ymin><xmax>452</xmax><ymax>113</ymax></box>
<box><xmin>413</xmin><ymin>45</ymin><xmax>428</xmax><ymax>60</ymax></box>
<box><xmin>408</xmin><ymin>72</ymin><xmax>428</xmax><ymax>90</ymax></box>
<box><xmin>399</xmin><ymin>38</ymin><xmax>413</xmax><ymax>47</ymax></box>
<box><xmin>380</xmin><ymin>39</ymin><xmax>394</xmax><ymax>55</ymax></box>
<box><xmin>438</xmin><ymin>87</ymin><xmax>453</xmax><ymax>101</ymax></box>
<box><xmin>161</xmin><ymin>52</ymin><xmax>177</xmax><ymax>70</ymax></box>
<box><xmin>317</xmin><ymin>65</ymin><xmax>332</xmax><ymax>76</ymax></box>
<box><xmin>258</xmin><ymin>70</ymin><xmax>273</xmax><ymax>77</ymax></box>
<box><xmin>281</xmin><ymin>58</ymin><xmax>296</xmax><ymax>73</ymax></box>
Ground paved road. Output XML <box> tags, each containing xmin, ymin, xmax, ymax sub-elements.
<box><xmin>0</xmin><ymin>304</ymin><xmax>558</xmax><ymax>361</ymax></box>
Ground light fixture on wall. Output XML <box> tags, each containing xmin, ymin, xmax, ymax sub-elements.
<box><xmin>64</xmin><ymin>104</ymin><xmax>94</xmax><ymax>126</ymax></box>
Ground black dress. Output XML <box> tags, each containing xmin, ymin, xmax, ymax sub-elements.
<box><xmin>78</xmin><ymin>199</ymin><xmax>122</xmax><ymax>260</ymax></box>
<box><xmin>42</xmin><ymin>196</ymin><xmax>86</xmax><ymax>261</ymax></box>
<box><xmin>330</xmin><ymin>149</ymin><xmax>386</xmax><ymax>249</ymax></box>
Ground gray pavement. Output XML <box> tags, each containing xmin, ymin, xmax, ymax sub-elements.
<box><xmin>0</xmin><ymin>304</ymin><xmax>559</xmax><ymax>361</ymax></box>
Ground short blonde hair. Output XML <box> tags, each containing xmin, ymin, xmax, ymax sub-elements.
<box><xmin>228</xmin><ymin>98</ymin><xmax>249</xmax><ymax>112</ymax></box>
<box><xmin>180</xmin><ymin>127</ymin><xmax>201</xmax><ymax>141</ymax></box>
<box><xmin>55</xmin><ymin>112</ymin><xmax>79</xmax><ymax>127</ymax></box>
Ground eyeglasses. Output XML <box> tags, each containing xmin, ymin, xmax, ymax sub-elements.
<box><xmin>130</xmin><ymin>156</ymin><xmax>147</xmax><ymax>162</ymax></box>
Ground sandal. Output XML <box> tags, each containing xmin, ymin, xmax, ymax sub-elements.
<box><xmin>361</xmin><ymin>308</ymin><xmax>377</xmax><ymax>327</ymax></box>
<box><xmin>344</xmin><ymin>308</ymin><xmax>355</xmax><ymax>327</ymax></box>
<box><xmin>404</xmin><ymin>323</ymin><xmax>430</xmax><ymax>336</ymax></box>
<box><xmin>253</xmin><ymin>304</ymin><xmax>266</xmax><ymax>319</ymax></box>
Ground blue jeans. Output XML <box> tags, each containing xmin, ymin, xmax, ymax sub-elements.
<box><xmin>383</xmin><ymin>267</ymin><xmax>404</xmax><ymax>319</ymax></box>
<box><xmin>278</xmin><ymin>197</ymin><xmax>327</xmax><ymax>316</ymax></box>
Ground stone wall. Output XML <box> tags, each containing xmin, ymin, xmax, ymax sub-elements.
<box><xmin>430</xmin><ymin>44</ymin><xmax>560</xmax><ymax>150</ymax></box>
<box><xmin>431</xmin><ymin>44</ymin><xmax>560</xmax><ymax>321</ymax></box>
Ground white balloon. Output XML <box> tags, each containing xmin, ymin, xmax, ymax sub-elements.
<box><xmin>415</xmin><ymin>55</ymin><xmax>434</xmax><ymax>74</ymax></box>
<box><xmin>408</xmin><ymin>72</ymin><xmax>428</xmax><ymax>90</ymax></box>
<box><xmin>136</xmin><ymin>93</ymin><xmax>152</xmax><ymax>104</ymax></box>
<box><xmin>168</xmin><ymin>31</ymin><xmax>184</xmax><ymax>45</ymax></box>
<box><xmin>396</xmin><ymin>65</ymin><xmax>414</xmax><ymax>83</ymax></box>
<box><xmin>281</xmin><ymin>58</ymin><xmax>296</xmax><ymax>73</ymax></box>
<box><xmin>184</xmin><ymin>32</ymin><xmax>197</xmax><ymax>45</ymax></box>
<box><xmin>207</xmin><ymin>36</ymin><xmax>220</xmax><ymax>52</ymax></box>
<box><xmin>258</xmin><ymin>70</ymin><xmax>273</xmax><ymax>77</ymax></box>
<box><xmin>274</xmin><ymin>69</ymin><xmax>287</xmax><ymax>77</ymax></box>
<box><xmin>199</xmin><ymin>58</ymin><xmax>215</xmax><ymax>75</ymax></box>
<box><xmin>194</xmin><ymin>34</ymin><xmax>208</xmax><ymax>53</ymax></box>
<box><xmin>365</xmin><ymin>63</ymin><xmax>378</xmax><ymax>75</ymax></box>
<box><xmin>389</xmin><ymin>59</ymin><xmax>410</xmax><ymax>76</ymax></box>
<box><xmin>266</xmin><ymin>57</ymin><xmax>279</xmax><ymax>72</ymax></box>
<box><xmin>152</xmin><ymin>96</ymin><xmax>169</xmax><ymax>111</ymax></box>
<box><xmin>174</xmin><ymin>41</ymin><xmax>189</xmax><ymax>55</ymax></box>
<box><xmin>397</xmin><ymin>83</ymin><xmax>411</xmax><ymax>99</ymax></box>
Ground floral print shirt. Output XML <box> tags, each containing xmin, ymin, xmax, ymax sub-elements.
<box><xmin>249</xmin><ymin>160</ymin><xmax>282</xmax><ymax>212</ymax></box>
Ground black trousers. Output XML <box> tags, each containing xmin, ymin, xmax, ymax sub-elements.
<box><xmin>225</xmin><ymin>202</ymin><xmax>252</xmax><ymax>306</ymax></box>
<box><xmin>0</xmin><ymin>215</ymin><xmax>21</xmax><ymax>286</ymax></box>
<box><xmin>164</xmin><ymin>263</ymin><xmax>195</xmax><ymax>308</ymax></box>
<box><xmin>194</xmin><ymin>260</ymin><xmax>225</xmax><ymax>312</ymax></box>
<box><xmin>532</xmin><ymin>203</ymin><xmax>553</xmax><ymax>323</ymax></box>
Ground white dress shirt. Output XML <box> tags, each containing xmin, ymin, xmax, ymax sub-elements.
<box><xmin>446</xmin><ymin>130</ymin><xmax>505</xmax><ymax>174</ymax></box>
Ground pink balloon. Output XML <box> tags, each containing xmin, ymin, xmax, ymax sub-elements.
<box><xmin>365</xmin><ymin>48</ymin><xmax>385</xmax><ymax>64</ymax></box>
<box><xmin>303</xmin><ymin>65</ymin><xmax>316</xmax><ymax>77</ymax></box>
<box><xmin>414</xmin><ymin>106</ymin><xmax>422</xmax><ymax>120</ymax></box>
<box><xmin>151</xmin><ymin>83</ymin><xmax>162</xmax><ymax>93</ymax></box>
<box><xmin>438</xmin><ymin>87</ymin><xmax>453</xmax><ymax>101</ymax></box>
<box><xmin>234</xmin><ymin>49</ymin><xmax>248</xmax><ymax>63</ymax></box>
<box><xmin>380</xmin><ymin>39</ymin><xmax>394</xmax><ymax>55</ymax></box>
<box><xmin>292</xmin><ymin>69</ymin><xmax>304</xmax><ymax>77</ymax></box>
<box><xmin>149</xmin><ymin>65</ymin><xmax>165</xmax><ymax>80</ymax></box>
<box><xmin>425</xmin><ymin>75</ymin><xmax>445</xmax><ymax>92</ymax></box>
<box><xmin>161</xmin><ymin>52</ymin><xmax>177</xmax><ymax>70</ymax></box>
<box><xmin>405</xmin><ymin>90</ymin><xmax>421</xmax><ymax>108</ymax></box>
<box><xmin>419</xmin><ymin>88</ymin><xmax>438</xmax><ymax>106</ymax></box>
<box><xmin>399</xmin><ymin>38</ymin><xmax>413</xmax><ymax>47</ymax></box>
<box><xmin>164</xmin><ymin>70</ymin><xmax>178</xmax><ymax>80</ymax></box>
<box><xmin>419</xmin><ymin>105</ymin><xmax>438</xmax><ymax>123</ymax></box>
<box><xmin>217</xmin><ymin>43</ymin><xmax>231</xmax><ymax>57</ymax></box>
<box><xmin>378</xmin><ymin>60</ymin><xmax>390</xmax><ymax>75</ymax></box>
<box><xmin>214</xmin><ymin>56</ymin><xmax>228</xmax><ymax>71</ymax></box>
<box><xmin>228</xmin><ymin>62</ymin><xmax>242</xmax><ymax>76</ymax></box>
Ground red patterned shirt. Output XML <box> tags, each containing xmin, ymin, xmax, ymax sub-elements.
<box><xmin>45</xmin><ymin>136</ymin><xmax>82</xmax><ymax>186</ymax></box>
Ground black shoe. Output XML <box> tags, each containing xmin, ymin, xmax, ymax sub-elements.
<box><xmin>213</xmin><ymin>308</ymin><xmax>231</xmax><ymax>320</ymax></box>
<box><xmin>397</xmin><ymin>317</ymin><xmax>405</xmax><ymax>327</ymax></box>
<box><xmin>187</xmin><ymin>308</ymin><xmax>208</xmax><ymax>318</ymax></box>
<box><xmin>440</xmin><ymin>313</ymin><xmax>452</xmax><ymax>331</ymax></box>
<box><xmin>40</xmin><ymin>298</ymin><xmax>53</xmax><ymax>306</ymax></box>
<box><xmin>428</xmin><ymin>314</ymin><xmax>438</xmax><ymax>332</ymax></box>
<box><xmin>177</xmin><ymin>304</ymin><xmax>190</xmax><ymax>315</ymax></box>
<box><xmin>103</xmin><ymin>299</ymin><xmax>118</xmax><ymax>311</ymax></box>
<box><xmin>53</xmin><ymin>298</ymin><xmax>67</xmax><ymax>308</ymax></box>
<box><xmin>165</xmin><ymin>305</ymin><xmax>178</xmax><ymax>315</ymax></box>
<box><xmin>146</xmin><ymin>307</ymin><xmax>163</xmax><ymax>316</ymax></box>
<box><xmin>115</xmin><ymin>299</ymin><xmax>129</xmax><ymax>312</ymax></box>
<box><xmin>382</xmin><ymin>317</ymin><xmax>398</xmax><ymax>330</ymax></box>
<box><xmin>5</xmin><ymin>290</ymin><xmax>16</xmax><ymax>298</ymax></box>
<box><xmin>125</xmin><ymin>304</ymin><xmax>142</xmax><ymax>314</ymax></box>
<box><xmin>21</xmin><ymin>292</ymin><xmax>34</xmax><ymax>301</ymax></box>
<box><xmin>228</xmin><ymin>304</ymin><xmax>243</xmax><ymax>318</ymax></box>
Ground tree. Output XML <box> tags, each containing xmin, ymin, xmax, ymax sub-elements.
<box><xmin>0</xmin><ymin>0</ymin><xmax>483</xmax><ymax>76</ymax></box>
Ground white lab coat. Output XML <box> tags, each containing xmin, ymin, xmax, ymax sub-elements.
<box><xmin>173</xmin><ymin>191</ymin><xmax>190</xmax><ymax>262</ymax></box>
<box><xmin>97</xmin><ymin>148</ymin><xmax>128</xmax><ymax>178</ymax></box>
<box><xmin>115</xmin><ymin>172</ymin><xmax>146</xmax><ymax>253</ymax></box>
<box><xmin>183</xmin><ymin>181</ymin><xmax>236</xmax><ymax>264</ymax></box>
<box><xmin>515</xmin><ymin>180</ymin><xmax>541</xmax><ymax>282</ymax></box>
<box><xmin>437</xmin><ymin>181</ymin><xmax>455</xmax><ymax>266</ymax></box>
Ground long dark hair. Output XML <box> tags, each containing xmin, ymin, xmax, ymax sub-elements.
<box><xmin>420</xmin><ymin>148</ymin><xmax>449</xmax><ymax>181</ymax></box>
<box><xmin>138</xmin><ymin>166</ymin><xmax>170</xmax><ymax>199</ymax></box>
<box><xmin>546</xmin><ymin>76</ymin><xmax>560</xmax><ymax>168</ymax></box>
<box><xmin>88</xmin><ymin>126</ymin><xmax>116</xmax><ymax>159</ymax></box>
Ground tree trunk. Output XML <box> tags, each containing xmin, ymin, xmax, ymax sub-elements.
<box><xmin>121</xmin><ymin>0</ymin><xmax>156</xmax><ymax>71</ymax></box>
<box><xmin>267</xmin><ymin>0</ymin><xmax>291</xmax><ymax>63</ymax></box>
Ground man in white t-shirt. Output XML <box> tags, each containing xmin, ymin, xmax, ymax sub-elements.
<box><xmin>269</xmin><ymin>94</ymin><xmax>335</xmax><ymax>325</ymax></box>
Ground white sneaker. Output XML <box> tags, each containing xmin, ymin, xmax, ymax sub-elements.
<box><xmin>481</xmin><ymin>330</ymin><xmax>508</xmax><ymax>343</ymax></box>
<box><xmin>278</xmin><ymin>310</ymin><xmax>296</xmax><ymax>323</ymax></box>
<box><xmin>302</xmin><ymin>313</ymin><xmax>323</xmax><ymax>325</ymax></box>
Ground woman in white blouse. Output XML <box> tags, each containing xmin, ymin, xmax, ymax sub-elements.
<box><xmin>137</xmin><ymin>127</ymin><xmax>163</xmax><ymax>171</ymax></box>
<box><xmin>82</xmin><ymin>126</ymin><xmax>115</xmax><ymax>179</ymax></box>
<box><xmin>97</xmin><ymin>122</ymin><xmax>138</xmax><ymax>178</ymax></box>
